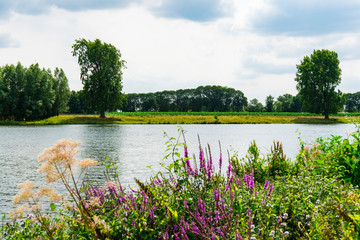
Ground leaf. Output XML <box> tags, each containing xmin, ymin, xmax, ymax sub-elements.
<box><xmin>50</xmin><ymin>203</ymin><xmax>56</xmax><ymax>212</ymax></box>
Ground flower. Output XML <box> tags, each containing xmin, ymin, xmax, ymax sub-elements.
<box><xmin>13</xmin><ymin>181</ymin><xmax>35</xmax><ymax>204</ymax></box>
<box><xmin>78</xmin><ymin>158</ymin><xmax>99</xmax><ymax>168</ymax></box>
<box><xmin>8</xmin><ymin>205</ymin><xmax>28</xmax><ymax>220</ymax></box>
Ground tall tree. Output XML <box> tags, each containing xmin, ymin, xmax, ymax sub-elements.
<box><xmin>265</xmin><ymin>95</ymin><xmax>274</xmax><ymax>112</ymax></box>
<box><xmin>72</xmin><ymin>38</ymin><xmax>126</xmax><ymax>118</ymax></box>
<box><xmin>295</xmin><ymin>49</ymin><xmax>344</xmax><ymax>119</ymax></box>
<box><xmin>52</xmin><ymin>68</ymin><xmax>71</xmax><ymax>115</ymax></box>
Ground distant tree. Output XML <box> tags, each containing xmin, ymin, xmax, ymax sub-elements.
<box><xmin>121</xmin><ymin>85</ymin><xmax>247</xmax><ymax>112</ymax></box>
<box><xmin>265</xmin><ymin>95</ymin><xmax>274</xmax><ymax>112</ymax></box>
<box><xmin>295</xmin><ymin>49</ymin><xmax>344</xmax><ymax>119</ymax></box>
<box><xmin>345</xmin><ymin>92</ymin><xmax>360</xmax><ymax>112</ymax></box>
<box><xmin>246</xmin><ymin>98</ymin><xmax>264</xmax><ymax>112</ymax></box>
<box><xmin>72</xmin><ymin>38</ymin><xmax>126</xmax><ymax>118</ymax></box>
<box><xmin>274</xmin><ymin>94</ymin><xmax>302</xmax><ymax>112</ymax></box>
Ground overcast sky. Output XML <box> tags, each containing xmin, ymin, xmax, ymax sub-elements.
<box><xmin>0</xmin><ymin>0</ymin><xmax>359</xmax><ymax>102</ymax></box>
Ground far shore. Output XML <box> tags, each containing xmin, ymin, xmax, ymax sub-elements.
<box><xmin>0</xmin><ymin>113</ymin><xmax>359</xmax><ymax>125</ymax></box>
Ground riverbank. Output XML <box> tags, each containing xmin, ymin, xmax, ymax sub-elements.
<box><xmin>0</xmin><ymin>113</ymin><xmax>359</xmax><ymax>125</ymax></box>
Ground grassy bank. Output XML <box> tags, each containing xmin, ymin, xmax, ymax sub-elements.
<box><xmin>1</xmin><ymin>112</ymin><xmax>359</xmax><ymax>125</ymax></box>
<box><xmin>2</xmin><ymin>128</ymin><xmax>360</xmax><ymax>239</ymax></box>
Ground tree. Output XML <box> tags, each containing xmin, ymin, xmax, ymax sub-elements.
<box><xmin>265</xmin><ymin>95</ymin><xmax>274</xmax><ymax>112</ymax></box>
<box><xmin>246</xmin><ymin>98</ymin><xmax>264</xmax><ymax>112</ymax></box>
<box><xmin>345</xmin><ymin>92</ymin><xmax>360</xmax><ymax>112</ymax></box>
<box><xmin>52</xmin><ymin>68</ymin><xmax>71</xmax><ymax>115</ymax></box>
<box><xmin>295</xmin><ymin>49</ymin><xmax>344</xmax><ymax>119</ymax></box>
<box><xmin>72</xmin><ymin>38</ymin><xmax>126</xmax><ymax>118</ymax></box>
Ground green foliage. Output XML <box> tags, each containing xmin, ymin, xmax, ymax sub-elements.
<box><xmin>0</xmin><ymin>62</ymin><xmax>70</xmax><ymax>121</ymax></box>
<box><xmin>122</xmin><ymin>85</ymin><xmax>248</xmax><ymax>112</ymax></box>
<box><xmin>265</xmin><ymin>95</ymin><xmax>274</xmax><ymax>112</ymax></box>
<box><xmin>52</xmin><ymin>68</ymin><xmax>71</xmax><ymax>115</ymax></box>
<box><xmin>295</xmin><ymin>49</ymin><xmax>344</xmax><ymax>119</ymax></box>
<box><xmin>246</xmin><ymin>98</ymin><xmax>264</xmax><ymax>112</ymax></box>
<box><xmin>72</xmin><ymin>38</ymin><xmax>126</xmax><ymax>118</ymax></box>
<box><xmin>345</xmin><ymin>92</ymin><xmax>360</xmax><ymax>112</ymax></box>
<box><xmin>275</xmin><ymin>93</ymin><xmax>302</xmax><ymax>112</ymax></box>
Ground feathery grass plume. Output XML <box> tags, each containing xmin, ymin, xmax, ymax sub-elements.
<box><xmin>38</xmin><ymin>139</ymin><xmax>81</xmax><ymax>183</ymax></box>
<box><xmin>8</xmin><ymin>205</ymin><xmax>28</xmax><ymax>220</ymax></box>
<box><xmin>78</xmin><ymin>158</ymin><xmax>99</xmax><ymax>168</ymax></box>
<box><xmin>13</xmin><ymin>181</ymin><xmax>35</xmax><ymax>204</ymax></box>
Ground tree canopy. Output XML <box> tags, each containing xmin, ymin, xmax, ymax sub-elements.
<box><xmin>122</xmin><ymin>85</ymin><xmax>248</xmax><ymax>112</ymax></box>
<box><xmin>0</xmin><ymin>62</ymin><xmax>70</xmax><ymax>121</ymax></box>
<box><xmin>72</xmin><ymin>38</ymin><xmax>126</xmax><ymax>118</ymax></box>
<box><xmin>295</xmin><ymin>49</ymin><xmax>344</xmax><ymax>119</ymax></box>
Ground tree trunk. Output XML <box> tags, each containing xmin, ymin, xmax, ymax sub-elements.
<box><xmin>100</xmin><ymin>111</ymin><xmax>106</xmax><ymax>118</ymax></box>
<box><xmin>324</xmin><ymin>113</ymin><xmax>329</xmax><ymax>120</ymax></box>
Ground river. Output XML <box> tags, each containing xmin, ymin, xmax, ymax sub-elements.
<box><xmin>0</xmin><ymin>123</ymin><xmax>357</xmax><ymax>216</ymax></box>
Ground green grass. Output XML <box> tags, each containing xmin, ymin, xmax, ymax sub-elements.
<box><xmin>0</xmin><ymin>112</ymin><xmax>359</xmax><ymax>125</ymax></box>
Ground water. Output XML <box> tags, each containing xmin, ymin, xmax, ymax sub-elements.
<box><xmin>0</xmin><ymin>124</ymin><xmax>357</xmax><ymax>216</ymax></box>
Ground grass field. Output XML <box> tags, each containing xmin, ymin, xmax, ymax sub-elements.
<box><xmin>1</xmin><ymin>112</ymin><xmax>359</xmax><ymax>125</ymax></box>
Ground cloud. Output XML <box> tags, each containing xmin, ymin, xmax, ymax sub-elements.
<box><xmin>55</xmin><ymin>0</ymin><xmax>132</xmax><ymax>12</ymax></box>
<box><xmin>151</xmin><ymin>0</ymin><xmax>230</xmax><ymax>22</ymax></box>
<box><xmin>0</xmin><ymin>33</ymin><xmax>18</xmax><ymax>48</ymax></box>
<box><xmin>0</xmin><ymin>0</ymin><xmax>230</xmax><ymax>22</ymax></box>
<box><xmin>242</xmin><ymin>57</ymin><xmax>296</xmax><ymax>76</ymax></box>
<box><xmin>251</xmin><ymin>0</ymin><xmax>360</xmax><ymax>36</ymax></box>
<box><xmin>0</xmin><ymin>0</ymin><xmax>133</xmax><ymax>19</ymax></box>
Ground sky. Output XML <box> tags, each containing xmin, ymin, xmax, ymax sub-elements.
<box><xmin>0</xmin><ymin>0</ymin><xmax>359</xmax><ymax>103</ymax></box>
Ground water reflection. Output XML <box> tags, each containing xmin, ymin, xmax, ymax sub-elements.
<box><xmin>79</xmin><ymin>125</ymin><xmax>125</xmax><ymax>186</ymax></box>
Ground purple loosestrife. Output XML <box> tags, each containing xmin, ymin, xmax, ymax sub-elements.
<box><xmin>235</xmin><ymin>231</ymin><xmax>243</xmax><ymax>240</ymax></box>
<box><xmin>268</xmin><ymin>184</ymin><xmax>274</xmax><ymax>196</ymax></box>
<box><xmin>227</xmin><ymin>160</ymin><xmax>232</xmax><ymax>179</ymax></box>
<box><xmin>199</xmin><ymin>147</ymin><xmax>206</xmax><ymax>174</ymax></box>
<box><xmin>206</xmin><ymin>146</ymin><xmax>214</xmax><ymax>180</ymax></box>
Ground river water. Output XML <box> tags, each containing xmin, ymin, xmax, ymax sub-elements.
<box><xmin>0</xmin><ymin>124</ymin><xmax>357</xmax><ymax>216</ymax></box>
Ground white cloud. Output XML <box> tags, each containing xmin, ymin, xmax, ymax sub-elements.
<box><xmin>0</xmin><ymin>0</ymin><xmax>359</xmax><ymax>104</ymax></box>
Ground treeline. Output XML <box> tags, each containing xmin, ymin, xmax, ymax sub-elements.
<box><xmin>67</xmin><ymin>85</ymin><xmax>360</xmax><ymax>114</ymax></box>
<box><xmin>121</xmin><ymin>86</ymin><xmax>303</xmax><ymax>113</ymax></box>
<box><xmin>123</xmin><ymin>86</ymin><xmax>247</xmax><ymax>112</ymax></box>
<box><xmin>0</xmin><ymin>63</ymin><xmax>70</xmax><ymax>120</ymax></box>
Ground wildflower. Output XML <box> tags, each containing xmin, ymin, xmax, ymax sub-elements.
<box><xmin>38</xmin><ymin>139</ymin><xmax>81</xmax><ymax>183</ymax></box>
<box><xmin>161</xmin><ymin>231</ymin><xmax>169</xmax><ymax>239</ymax></box>
<box><xmin>267</xmin><ymin>184</ymin><xmax>274</xmax><ymax>196</ymax></box>
<box><xmin>37</xmin><ymin>187</ymin><xmax>62</xmax><ymax>202</ymax></box>
<box><xmin>283</xmin><ymin>213</ymin><xmax>288</xmax><ymax>220</ymax></box>
<box><xmin>263</xmin><ymin>180</ymin><xmax>269</xmax><ymax>189</ymax></box>
<box><xmin>78</xmin><ymin>158</ymin><xmax>99</xmax><ymax>168</ymax></box>
<box><xmin>269</xmin><ymin>230</ymin><xmax>275</xmax><ymax>237</ymax></box>
<box><xmin>247</xmin><ymin>208</ymin><xmax>252</xmax><ymax>216</ymax></box>
<box><xmin>13</xmin><ymin>181</ymin><xmax>35</xmax><ymax>204</ymax></box>
<box><xmin>8</xmin><ymin>205</ymin><xmax>28</xmax><ymax>220</ymax></box>
<box><xmin>283</xmin><ymin>231</ymin><xmax>289</xmax><ymax>236</ymax></box>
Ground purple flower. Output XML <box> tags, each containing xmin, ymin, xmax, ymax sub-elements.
<box><xmin>268</xmin><ymin>184</ymin><xmax>274</xmax><ymax>195</ymax></box>
<box><xmin>184</xmin><ymin>146</ymin><xmax>189</xmax><ymax>158</ymax></box>
<box><xmin>161</xmin><ymin>232</ymin><xmax>169</xmax><ymax>239</ymax></box>
<box><xmin>264</xmin><ymin>180</ymin><xmax>269</xmax><ymax>189</ymax></box>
